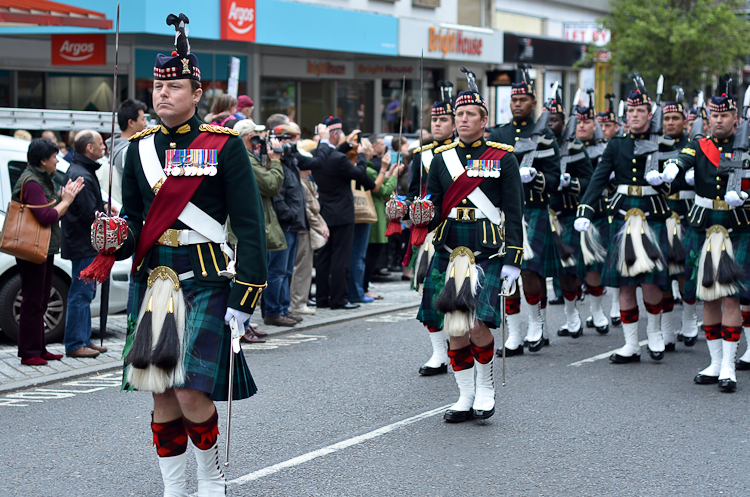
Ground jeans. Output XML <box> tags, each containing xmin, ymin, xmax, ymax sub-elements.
<box><xmin>64</xmin><ymin>256</ymin><xmax>97</xmax><ymax>353</ymax></box>
<box><xmin>264</xmin><ymin>231</ymin><xmax>299</xmax><ymax>318</ymax></box>
<box><xmin>348</xmin><ymin>224</ymin><xmax>371</xmax><ymax>302</ymax></box>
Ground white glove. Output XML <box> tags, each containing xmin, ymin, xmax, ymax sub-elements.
<box><xmin>574</xmin><ymin>218</ymin><xmax>591</xmax><ymax>232</ymax></box>
<box><xmin>661</xmin><ymin>163</ymin><xmax>680</xmax><ymax>183</ymax></box>
<box><xmin>560</xmin><ymin>173</ymin><xmax>571</xmax><ymax>188</ymax></box>
<box><xmin>519</xmin><ymin>166</ymin><xmax>537</xmax><ymax>183</ymax></box>
<box><xmin>645</xmin><ymin>170</ymin><xmax>664</xmax><ymax>186</ymax></box>
<box><xmin>609</xmin><ymin>171</ymin><xmax>615</xmax><ymax>180</ymax></box>
<box><xmin>725</xmin><ymin>190</ymin><xmax>749</xmax><ymax>207</ymax></box>
<box><xmin>500</xmin><ymin>265</ymin><xmax>521</xmax><ymax>284</ymax></box>
<box><xmin>224</xmin><ymin>307</ymin><xmax>251</xmax><ymax>328</ymax></box>
<box><xmin>685</xmin><ymin>169</ymin><xmax>695</xmax><ymax>186</ymax></box>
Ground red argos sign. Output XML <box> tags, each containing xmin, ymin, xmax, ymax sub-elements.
<box><xmin>221</xmin><ymin>0</ymin><xmax>256</xmax><ymax>42</ymax></box>
<box><xmin>51</xmin><ymin>34</ymin><xmax>106</xmax><ymax>66</ymax></box>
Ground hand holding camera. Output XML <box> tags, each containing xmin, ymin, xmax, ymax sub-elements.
<box><xmin>316</xmin><ymin>124</ymin><xmax>330</xmax><ymax>141</ymax></box>
<box><xmin>268</xmin><ymin>137</ymin><xmax>281</xmax><ymax>161</ymax></box>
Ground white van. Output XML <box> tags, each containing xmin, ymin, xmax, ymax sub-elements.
<box><xmin>0</xmin><ymin>134</ymin><xmax>130</xmax><ymax>343</ymax></box>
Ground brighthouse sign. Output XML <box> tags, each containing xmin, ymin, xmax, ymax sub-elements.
<box><xmin>399</xmin><ymin>19</ymin><xmax>503</xmax><ymax>63</ymax></box>
<box><xmin>221</xmin><ymin>0</ymin><xmax>256</xmax><ymax>42</ymax></box>
<box><xmin>51</xmin><ymin>34</ymin><xmax>106</xmax><ymax>66</ymax></box>
<box><xmin>428</xmin><ymin>27</ymin><xmax>483</xmax><ymax>57</ymax></box>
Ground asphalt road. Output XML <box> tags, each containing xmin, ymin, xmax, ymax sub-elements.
<box><xmin>2</xmin><ymin>301</ymin><xmax>749</xmax><ymax>496</ymax></box>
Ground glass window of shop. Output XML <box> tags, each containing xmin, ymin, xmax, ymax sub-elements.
<box><xmin>337</xmin><ymin>81</ymin><xmax>373</xmax><ymax>135</ymax></box>
<box><xmin>0</xmin><ymin>71</ymin><xmax>9</xmax><ymax>107</ymax></box>
<box><xmin>18</xmin><ymin>71</ymin><xmax>45</xmax><ymax>109</ymax></box>
<box><xmin>381</xmin><ymin>69</ymin><xmax>443</xmax><ymax>134</ymax></box>
<box><xmin>47</xmin><ymin>74</ymin><xmax>127</xmax><ymax>111</ymax></box>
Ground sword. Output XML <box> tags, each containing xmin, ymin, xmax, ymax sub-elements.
<box><xmin>396</xmin><ymin>75</ymin><xmax>406</xmax><ymax>171</ymax></box>
<box><xmin>100</xmin><ymin>3</ymin><xmax>120</xmax><ymax>347</ymax></box>
<box><xmin>224</xmin><ymin>316</ymin><xmax>242</xmax><ymax>467</ymax></box>
<box><xmin>418</xmin><ymin>51</ymin><xmax>425</xmax><ymax>196</ymax></box>
<box><xmin>499</xmin><ymin>277</ymin><xmax>515</xmax><ymax>387</ymax></box>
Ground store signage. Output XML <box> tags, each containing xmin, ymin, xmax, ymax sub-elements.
<box><xmin>356</xmin><ymin>64</ymin><xmax>415</xmax><ymax>77</ymax></box>
<box><xmin>262</xmin><ymin>56</ymin><xmax>353</xmax><ymax>79</ymax></box>
<box><xmin>564</xmin><ymin>23</ymin><xmax>610</xmax><ymax>47</ymax></box>
<box><xmin>221</xmin><ymin>0</ymin><xmax>256</xmax><ymax>42</ymax></box>
<box><xmin>504</xmin><ymin>33</ymin><xmax>584</xmax><ymax>67</ymax></box>
<box><xmin>51</xmin><ymin>34</ymin><xmax>106</xmax><ymax>65</ymax></box>
<box><xmin>428</xmin><ymin>27</ymin><xmax>483</xmax><ymax>58</ymax></box>
<box><xmin>307</xmin><ymin>60</ymin><xmax>346</xmax><ymax>77</ymax></box>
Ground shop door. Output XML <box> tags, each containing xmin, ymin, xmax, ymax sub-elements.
<box><xmin>337</xmin><ymin>81</ymin><xmax>373</xmax><ymax>134</ymax></box>
<box><xmin>261</xmin><ymin>79</ymin><xmax>298</xmax><ymax>126</ymax></box>
<box><xmin>300</xmin><ymin>81</ymin><xmax>335</xmax><ymax>138</ymax></box>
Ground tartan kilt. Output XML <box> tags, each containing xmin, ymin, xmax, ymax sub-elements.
<box><xmin>521</xmin><ymin>206</ymin><xmax>560</xmax><ymax>278</ymax></box>
<box><xmin>123</xmin><ymin>245</ymin><xmax>257</xmax><ymax>402</ymax></box>
<box><xmin>417</xmin><ymin>220</ymin><xmax>506</xmax><ymax>330</ymax></box>
<box><xmin>682</xmin><ymin>210</ymin><xmax>750</xmax><ymax>302</ymax></box>
<box><xmin>556</xmin><ymin>212</ymin><xmax>580</xmax><ymax>277</ymax></box>
<box><xmin>576</xmin><ymin>215</ymin><xmax>610</xmax><ymax>280</ymax></box>
<box><xmin>599</xmin><ymin>196</ymin><xmax>670</xmax><ymax>290</ymax></box>
<box><xmin>667</xmin><ymin>197</ymin><xmax>692</xmax><ymax>221</ymax></box>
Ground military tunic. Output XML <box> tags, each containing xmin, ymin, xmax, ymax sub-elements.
<box><xmin>489</xmin><ymin>117</ymin><xmax>562</xmax><ymax>277</ymax></box>
<box><xmin>407</xmin><ymin>139</ymin><xmax>454</xmax><ymax>201</ymax></box>
<box><xmin>417</xmin><ymin>138</ymin><xmax>524</xmax><ymax>330</ymax></box>
<box><xmin>119</xmin><ymin>114</ymin><xmax>267</xmax><ymax>401</ymax></box>
<box><xmin>577</xmin><ymin>129</ymin><xmax>675</xmax><ymax>289</ymax></box>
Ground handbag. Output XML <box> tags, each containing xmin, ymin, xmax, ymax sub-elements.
<box><xmin>0</xmin><ymin>176</ymin><xmax>55</xmax><ymax>264</ymax></box>
<box><xmin>352</xmin><ymin>180</ymin><xmax>377</xmax><ymax>224</ymax></box>
<box><xmin>309</xmin><ymin>229</ymin><xmax>327</xmax><ymax>251</ymax></box>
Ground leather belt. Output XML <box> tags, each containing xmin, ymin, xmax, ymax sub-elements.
<box><xmin>694</xmin><ymin>195</ymin><xmax>733</xmax><ymax>211</ymax></box>
<box><xmin>157</xmin><ymin>228</ymin><xmax>213</xmax><ymax>247</ymax></box>
<box><xmin>448</xmin><ymin>207</ymin><xmax>501</xmax><ymax>221</ymax></box>
<box><xmin>616</xmin><ymin>184</ymin><xmax>658</xmax><ymax>197</ymax></box>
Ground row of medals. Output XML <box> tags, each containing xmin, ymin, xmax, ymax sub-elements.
<box><xmin>466</xmin><ymin>159</ymin><xmax>501</xmax><ymax>178</ymax></box>
<box><xmin>165</xmin><ymin>149</ymin><xmax>218</xmax><ymax>177</ymax></box>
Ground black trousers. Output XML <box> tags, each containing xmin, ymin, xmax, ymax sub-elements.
<box><xmin>17</xmin><ymin>256</ymin><xmax>54</xmax><ymax>359</ymax></box>
<box><xmin>316</xmin><ymin>223</ymin><xmax>355</xmax><ymax>308</ymax></box>
<box><xmin>364</xmin><ymin>242</ymin><xmax>386</xmax><ymax>293</ymax></box>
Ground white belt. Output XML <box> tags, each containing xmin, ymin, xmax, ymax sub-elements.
<box><xmin>694</xmin><ymin>195</ymin><xmax>734</xmax><ymax>211</ymax></box>
<box><xmin>448</xmin><ymin>207</ymin><xmax>501</xmax><ymax>221</ymax></box>
<box><xmin>680</xmin><ymin>191</ymin><xmax>695</xmax><ymax>200</ymax></box>
<box><xmin>146</xmin><ymin>267</ymin><xmax>194</xmax><ymax>281</ymax></box>
<box><xmin>616</xmin><ymin>184</ymin><xmax>658</xmax><ymax>196</ymax></box>
<box><xmin>157</xmin><ymin>228</ymin><xmax>215</xmax><ymax>247</ymax></box>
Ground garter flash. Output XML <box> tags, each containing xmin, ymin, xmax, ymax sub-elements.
<box><xmin>696</xmin><ymin>225</ymin><xmax>745</xmax><ymax>301</ymax></box>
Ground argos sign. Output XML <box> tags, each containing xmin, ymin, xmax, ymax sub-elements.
<box><xmin>51</xmin><ymin>34</ymin><xmax>106</xmax><ymax>66</ymax></box>
<box><xmin>221</xmin><ymin>0</ymin><xmax>256</xmax><ymax>42</ymax></box>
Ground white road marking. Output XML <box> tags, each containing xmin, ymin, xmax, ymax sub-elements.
<box><xmin>364</xmin><ymin>311</ymin><xmax>415</xmax><ymax>323</ymax></box>
<box><xmin>226</xmin><ymin>404</ymin><xmax>451</xmax><ymax>489</ymax></box>
<box><xmin>569</xmin><ymin>340</ymin><xmax>649</xmax><ymax>367</ymax></box>
<box><xmin>0</xmin><ymin>372</ymin><xmax>121</xmax><ymax>407</ymax></box>
<box><xmin>241</xmin><ymin>333</ymin><xmax>327</xmax><ymax>350</ymax></box>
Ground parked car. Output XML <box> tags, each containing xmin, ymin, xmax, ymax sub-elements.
<box><xmin>0</xmin><ymin>134</ymin><xmax>130</xmax><ymax>343</ymax></box>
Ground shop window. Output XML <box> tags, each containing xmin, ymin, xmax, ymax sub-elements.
<box><xmin>300</xmin><ymin>81</ymin><xmax>334</xmax><ymax>137</ymax></box>
<box><xmin>17</xmin><ymin>72</ymin><xmax>44</xmax><ymax>109</ymax></box>
<box><xmin>337</xmin><ymin>81</ymin><xmax>373</xmax><ymax>134</ymax></box>
<box><xmin>261</xmin><ymin>79</ymin><xmax>298</xmax><ymax>127</ymax></box>
<box><xmin>381</xmin><ymin>69</ymin><xmax>443</xmax><ymax>134</ymax></box>
<box><xmin>0</xmin><ymin>71</ymin><xmax>9</xmax><ymax>107</ymax></box>
<box><xmin>47</xmin><ymin>74</ymin><xmax>127</xmax><ymax>112</ymax></box>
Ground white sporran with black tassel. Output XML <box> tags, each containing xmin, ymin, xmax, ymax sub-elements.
<box><xmin>666</xmin><ymin>212</ymin><xmax>687</xmax><ymax>276</ymax></box>
<box><xmin>522</xmin><ymin>218</ymin><xmax>535</xmax><ymax>261</ymax></box>
<box><xmin>548</xmin><ymin>209</ymin><xmax>576</xmax><ymax>267</ymax></box>
<box><xmin>413</xmin><ymin>232</ymin><xmax>436</xmax><ymax>295</ymax></box>
<box><xmin>434</xmin><ymin>246</ymin><xmax>483</xmax><ymax>336</ymax></box>
<box><xmin>580</xmin><ymin>222</ymin><xmax>607</xmax><ymax>266</ymax></box>
<box><xmin>696</xmin><ymin>225</ymin><xmax>746</xmax><ymax>301</ymax></box>
<box><xmin>616</xmin><ymin>208</ymin><xmax>664</xmax><ymax>277</ymax></box>
<box><xmin>126</xmin><ymin>266</ymin><xmax>187</xmax><ymax>394</ymax></box>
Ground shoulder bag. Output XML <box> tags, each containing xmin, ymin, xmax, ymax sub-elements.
<box><xmin>0</xmin><ymin>176</ymin><xmax>55</xmax><ymax>264</ymax></box>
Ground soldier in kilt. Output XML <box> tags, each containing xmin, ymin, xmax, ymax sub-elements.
<box><xmin>575</xmin><ymin>99</ymin><xmax>618</xmax><ymax>334</ymax></box>
<box><xmin>575</xmin><ymin>77</ymin><xmax>678</xmax><ymax>364</ymax></box>
<box><xmin>417</xmin><ymin>71</ymin><xmax>523</xmax><ymax>422</ymax></box>
<box><xmin>545</xmin><ymin>94</ymin><xmax>594</xmax><ymax>338</ymax></box>
<box><xmin>670</xmin><ymin>91</ymin><xmax>750</xmax><ymax>392</ymax></box>
<box><xmin>488</xmin><ymin>65</ymin><xmax>561</xmax><ymax>355</ymax></box>
<box><xmin>660</xmin><ymin>93</ymin><xmax>699</xmax><ymax>350</ymax></box>
<box><xmin>94</xmin><ymin>17</ymin><xmax>267</xmax><ymax>495</ymax></box>
<box><xmin>405</xmin><ymin>92</ymin><xmax>456</xmax><ymax>377</ymax></box>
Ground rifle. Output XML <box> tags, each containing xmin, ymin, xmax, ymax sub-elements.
<box><xmin>723</xmin><ymin>85</ymin><xmax>750</xmax><ymax>195</ymax></box>
<box><xmin>690</xmin><ymin>91</ymin><xmax>706</xmax><ymax>141</ymax></box>
<box><xmin>558</xmin><ymin>87</ymin><xmax>587</xmax><ymax>190</ymax></box>
<box><xmin>617</xmin><ymin>100</ymin><xmax>625</xmax><ymax>134</ymax></box>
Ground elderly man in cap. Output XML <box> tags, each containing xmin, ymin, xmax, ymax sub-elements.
<box><xmin>235</xmin><ymin>95</ymin><xmax>254</xmax><ymax>120</ymax></box>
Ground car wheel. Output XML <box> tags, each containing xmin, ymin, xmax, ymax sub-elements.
<box><xmin>0</xmin><ymin>273</ymin><xmax>69</xmax><ymax>343</ymax></box>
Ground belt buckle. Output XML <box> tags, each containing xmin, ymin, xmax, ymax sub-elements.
<box><xmin>457</xmin><ymin>207</ymin><xmax>475</xmax><ymax>221</ymax></box>
<box><xmin>628</xmin><ymin>185</ymin><xmax>642</xmax><ymax>197</ymax></box>
<box><xmin>158</xmin><ymin>229</ymin><xmax>180</xmax><ymax>247</ymax></box>
<box><xmin>667</xmin><ymin>193</ymin><xmax>678</xmax><ymax>201</ymax></box>
<box><xmin>713</xmin><ymin>198</ymin><xmax>729</xmax><ymax>211</ymax></box>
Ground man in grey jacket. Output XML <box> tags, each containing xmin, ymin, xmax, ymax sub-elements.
<box><xmin>109</xmin><ymin>99</ymin><xmax>148</xmax><ymax>203</ymax></box>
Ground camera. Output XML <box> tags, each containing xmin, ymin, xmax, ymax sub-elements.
<box><xmin>250</xmin><ymin>135</ymin><xmax>267</xmax><ymax>156</ymax></box>
<box><xmin>269</xmin><ymin>133</ymin><xmax>297</xmax><ymax>156</ymax></box>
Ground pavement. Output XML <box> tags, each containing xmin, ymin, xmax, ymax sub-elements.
<box><xmin>0</xmin><ymin>272</ymin><xmax>419</xmax><ymax>393</ymax></box>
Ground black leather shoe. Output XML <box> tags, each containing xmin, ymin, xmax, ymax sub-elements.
<box><xmin>676</xmin><ymin>333</ymin><xmax>684</xmax><ymax>342</ymax></box>
<box><xmin>664</xmin><ymin>343</ymin><xmax>676</xmax><ymax>352</ymax></box>
<box><xmin>694</xmin><ymin>373</ymin><xmax>718</xmax><ymax>384</ymax></box>
<box><xmin>736</xmin><ymin>359</ymin><xmax>750</xmax><ymax>371</ymax></box>
<box><xmin>610</xmin><ymin>352</ymin><xmax>640</xmax><ymax>363</ymax></box>
<box><xmin>569</xmin><ymin>325</ymin><xmax>583</xmax><ymax>339</ymax></box>
<box><xmin>548</xmin><ymin>296</ymin><xmax>564</xmax><ymax>305</ymax></box>
<box><xmin>595</xmin><ymin>324</ymin><xmax>609</xmax><ymax>335</ymax></box>
<box><xmin>498</xmin><ymin>346</ymin><xmax>523</xmax><ymax>357</ymax></box>
<box><xmin>331</xmin><ymin>303</ymin><xmax>360</xmax><ymax>310</ymax></box>
<box><xmin>557</xmin><ymin>326</ymin><xmax>569</xmax><ymax>337</ymax></box>
<box><xmin>473</xmin><ymin>407</ymin><xmax>495</xmax><ymax>420</ymax></box>
<box><xmin>419</xmin><ymin>364</ymin><xmax>448</xmax><ymax>376</ymax></box>
<box><xmin>719</xmin><ymin>379</ymin><xmax>737</xmax><ymax>392</ymax></box>
<box><xmin>528</xmin><ymin>336</ymin><xmax>545</xmax><ymax>352</ymax></box>
<box><xmin>443</xmin><ymin>409</ymin><xmax>473</xmax><ymax>423</ymax></box>
<box><xmin>586</xmin><ymin>316</ymin><xmax>595</xmax><ymax>328</ymax></box>
<box><xmin>648</xmin><ymin>349</ymin><xmax>665</xmax><ymax>361</ymax></box>
<box><xmin>543</xmin><ymin>337</ymin><xmax>550</xmax><ymax>346</ymax></box>
<box><xmin>611</xmin><ymin>316</ymin><xmax>622</xmax><ymax>327</ymax></box>
<box><xmin>683</xmin><ymin>335</ymin><xmax>698</xmax><ymax>347</ymax></box>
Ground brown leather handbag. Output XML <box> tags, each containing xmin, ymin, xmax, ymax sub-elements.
<box><xmin>0</xmin><ymin>176</ymin><xmax>55</xmax><ymax>264</ymax></box>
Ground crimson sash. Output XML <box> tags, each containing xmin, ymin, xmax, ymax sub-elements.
<box><xmin>133</xmin><ymin>132</ymin><xmax>231</xmax><ymax>269</ymax></box>
<box><xmin>698</xmin><ymin>138</ymin><xmax>720</xmax><ymax>167</ymax></box>
<box><xmin>438</xmin><ymin>146</ymin><xmax>508</xmax><ymax>223</ymax></box>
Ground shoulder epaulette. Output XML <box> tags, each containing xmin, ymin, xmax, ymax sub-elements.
<box><xmin>486</xmin><ymin>141</ymin><xmax>514</xmax><ymax>153</ymax></box>
<box><xmin>199</xmin><ymin>123</ymin><xmax>239</xmax><ymax>136</ymax></box>
<box><xmin>128</xmin><ymin>126</ymin><xmax>161</xmax><ymax>142</ymax></box>
<box><xmin>414</xmin><ymin>142</ymin><xmax>437</xmax><ymax>154</ymax></box>
<box><xmin>435</xmin><ymin>141</ymin><xmax>459</xmax><ymax>154</ymax></box>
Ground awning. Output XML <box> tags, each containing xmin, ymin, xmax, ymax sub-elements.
<box><xmin>0</xmin><ymin>0</ymin><xmax>112</xmax><ymax>29</ymax></box>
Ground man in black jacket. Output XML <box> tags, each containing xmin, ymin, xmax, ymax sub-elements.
<box><xmin>315</xmin><ymin>116</ymin><xmax>376</xmax><ymax>309</ymax></box>
<box><xmin>62</xmin><ymin>129</ymin><xmax>110</xmax><ymax>358</ymax></box>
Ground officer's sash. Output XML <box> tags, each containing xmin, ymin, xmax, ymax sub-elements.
<box><xmin>133</xmin><ymin>132</ymin><xmax>231</xmax><ymax>269</ymax></box>
<box><xmin>439</xmin><ymin>146</ymin><xmax>508</xmax><ymax>224</ymax></box>
<box><xmin>698</xmin><ymin>137</ymin><xmax>721</xmax><ymax>167</ymax></box>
